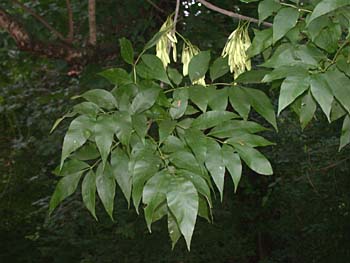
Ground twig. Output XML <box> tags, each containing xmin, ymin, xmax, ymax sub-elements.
<box><xmin>196</xmin><ymin>0</ymin><xmax>272</xmax><ymax>27</ymax></box>
<box><xmin>66</xmin><ymin>0</ymin><xmax>74</xmax><ymax>42</ymax></box>
<box><xmin>12</xmin><ymin>0</ymin><xmax>69</xmax><ymax>43</ymax></box>
<box><xmin>145</xmin><ymin>0</ymin><xmax>166</xmax><ymax>14</ymax></box>
<box><xmin>88</xmin><ymin>0</ymin><xmax>97</xmax><ymax>46</ymax></box>
<box><xmin>173</xmin><ymin>0</ymin><xmax>180</xmax><ymax>32</ymax></box>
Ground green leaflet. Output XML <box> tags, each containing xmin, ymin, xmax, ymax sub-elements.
<box><xmin>49</xmin><ymin>172</ymin><xmax>83</xmax><ymax>214</ymax></box>
<box><xmin>60</xmin><ymin>115</ymin><xmax>94</xmax><ymax>169</ymax></box>
<box><xmin>170</xmin><ymin>88</ymin><xmax>188</xmax><ymax>119</ymax></box>
<box><xmin>81</xmin><ymin>89</ymin><xmax>118</xmax><ymax>109</ymax></box>
<box><xmin>188</xmin><ymin>51</ymin><xmax>211</xmax><ymax>83</ymax></box>
<box><xmin>143</xmin><ymin>170</ymin><xmax>171</xmax><ymax>231</ymax></box>
<box><xmin>73</xmin><ymin>102</ymin><xmax>100</xmax><ymax>118</ymax></box>
<box><xmin>111</xmin><ymin>148</ymin><xmax>132</xmax><ymax>206</ymax></box>
<box><xmin>242</xmin><ymin>88</ymin><xmax>277</xmax><ymax>130</ymax></box>
<box><xmin>189</xmin><ymin>85</ymin><xmax>209</xmax><ymax>112</ymax></box>
<box><xmin>96</xmin><ymin>163</ymin><xmax>116</xmax><ymax>220</ymax></box>
<box><xmin>131</xmin><ymin>86</ymin><xmax>160</xmax><ymax>114</ymax></box>
<box><xmin>205</xmin><ymin>139</ymin><xmax>225</xmax><ymax>201</ymax></box>
<box><xmin>98</xmin><ymin>68</ymin><xmax>133</xmax><ymax>86</ymax></box>
<box><xmin>209</xmin><ymin>120</ymin><xmax>268</xmax><ymax>138</ymax></box>
<box><xmin>159</xmin><ymin>119</ymin><xmax>177</xmax><ymax>143</ymax></box>
<box><xmin>228</xmin><ymin>88</ymin><xmax>251</xmax><ymax>120</ymax></box>
<box><xmin>192</xmin><ymin>110</ymin><xmax>239</xmax><ymax>130</ymax></box>
<box><xmin>278</xmin><ymin>75</ymin><xmax>310</xmax><ymax>115</ymax></box>
<box><xmin>308</xmin><ymin>0</ymin><xmax>350</xmax><ymax>25</ymax></box>
<box><xmin>340</xmin><ymin>115</ymin><xmax>350</xmax><ymax>150</ymax></box>
<box><xmin>94</xmin><ymin>114</ymin><xmax>118</xmax><ymax>168</ymax></box>
<box><xmin>232</xmin><ymin>143</ymin><xmax>273</xmax><ymax>175</ymax></box>
<box><xmin>168</xmin><ymin>209</ymin><xmax>182</xmax><ymax>249</ymax></box>
<box><xmin>221</xmin><ymin>145</ymin><xmax>242</xmax><ymax>192</ymax></box>
<box><xmin>226</xmin><ymin>132</ymin><xmax>275</xmax><ymax>148</ymax></box>
<box><xmin>300</xmin><ymin>91</ymin><xmax>317</xmax><ymax>130</ymax></box>
<box><xmin>166</xmin><ymin>176</ymin><xmax>198</xmax><ymax>251</ymax></box>
<box><xmin>310</xmin><ymin>74</ymin><xmax>334</xmax><ymax>122</ymax></box>
<box><xmin>82</xmin><ymin>170</ymin><xmax>97</xmax><ymax>220</ymax></box>
<box><xmin>210</xmin><ymin>56</ymin><xmax>229</xmax><ymax>81</ymax></box>
<box><xmin>119</xmin><ymin>37</ymin><xmax>134</xmax><ymax>65</ymax></box>
<box><xmin>247</xmin><ymin>28</ymin><xmax>273</xmax><ymax>58</ymax></box>
<box><xmin>324</xmin><ymin>70</ymin><xmax>350</xmax><ymax>114</ymax></box>
<box><xmin>131</xmin><ymin>147</ymin><xmax>161</xmax><ymax>213</ymax></box>
<box><xmin>168</xmin><ymin>67</ymin><xmax>183</xmax><ymax>85</ymax></box>
<box><xmin>184</xmin><ymin>128</ymin><xmax>208</xmax><ymax>164</ymax></box>
<box><xmin>273</xmin><ymin>8</ymin><xmax>299</xmax><ymax>44</ymax></box>
<box><xmin>258</xmin><ymin>0</ymin><xmax>281</xmax><ymax>22</ymax></box>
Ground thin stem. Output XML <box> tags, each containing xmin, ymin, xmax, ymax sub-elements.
<box><xmin>88</xmin><ymin>0</ymin><xmax>97</xmax><ymax>46</ymax></box>
<box><xmin>196</xmin><ymin>0</ymin><xmax>272</xmax><ymax>27</ymax></box>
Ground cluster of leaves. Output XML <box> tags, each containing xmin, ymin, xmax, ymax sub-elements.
<box><xmin>50</xmin><ymin>30</ymin><xmax>277</xmax><ymax>249</ymax></box>
<box><xmin>245</xmin><ymin>0</ymin><xmax>350</xmax><ymax>149</ymax></box>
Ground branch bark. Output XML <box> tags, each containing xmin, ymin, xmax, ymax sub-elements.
<box><xmin>0</xmin><ymin>7</ymin><xmax>82</xmax><ymax>63</ymax></box>
<box><xmin>12</xmin><ymin>0</ymin><xmax>69</xmax><ymax>43</ymax></box>
<box><xmin>66</xmin><ymin>0</ymin><xmax>74</xmax><ymax>42</ymax></box>
<box><xmin>196</xmin><ymin>0</ymin><xmax>272</xmax><ymax>27</ymax></box>
<box><xmin>88</xmin><ymin>0</ymin><xmax>97</xmax><ymax>46</ymax></box>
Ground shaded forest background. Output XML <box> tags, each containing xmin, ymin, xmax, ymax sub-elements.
<box><xmin>1</xmin><ymin>0</ymin><xmax>350</xmax><ymax>262</ymax></box>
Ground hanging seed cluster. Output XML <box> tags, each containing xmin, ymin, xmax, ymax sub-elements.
<box><xmin>222</xmin><ymin>24</ymin><xmax>252</xmax><ymax>79</ymax></box>
<box><xmin>156</xmin><ymin>16</ymin><xmax>177</xmax><ymax>68</ymax></box>
<box><xmin>182</xmin><ymin>41</ymin><xmax>206</xmax><ymax>86</ymax></box>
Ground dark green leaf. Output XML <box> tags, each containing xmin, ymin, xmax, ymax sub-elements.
<box><xmin>82</xmin><ymin>170</ymin><xmax>97</xmax><ymax>220</ymax></box>
<box><xmin>229</xmin><ymin>87</ymin><xmax>251</xmax><ymax>120</ymax></box>
<box><xmin>205</xmin><ymin>139</ymin><xmax>225</xmax><ymax>201</ymax></box>
<box><xmin>340</xmin><ymin>115</ymin><xmax>350</xmax><ymax>150</ymax></box>
<box><xmin>192</xmin><ymin>111</ymin><xmax>239</xmax><ymax>130</ymax></box>
<box><xmin>111</xmin><ymin>148</ymin><xmax>132</xmax><ymax>206</ymax></box>
<box><xmin>247</xmin><ymin>28</ymin><xmax>273</xmax><ymax>58</ymax></box>
<box><xmin>49</xmin><ymin>172</ymin><xmax>83</xmax><ymax>214</ymax></box>
<box><xmin>310</xmin><ymin>74</ymin><xmax>333</xmax><ymax>122</ymax></box>
<box><xmin>131</xmin><ymin>87</ymin><xmax>160</xmax><ymax>114</ymax></box>
<box><xmin>209</xmin><ymin>120</ymin><xmax>268</xmax><ymax>138</ymax></box>
<box><xmin>222</xmin><ymin>145</ymin><xmax>242</xmax><ymax>192</ymax></box>
<box><xmin>81</xmin><ymin>89</ymin><xmax>118</xmax><ymax>110</ymax></box>
<box><xmin>170</xmin><ymin>88</ymin><xmax>189</xmax><ymax>119</ymax></box>
<box><xmin>300</xmin><ymin>91</ymin><xmax>317</xmax><ymax>129</ymax></box>
<box><xmin>119</xmin><ymin>37</ymin><xmax>134</xmax><ymax>64</ymax></box>
<box><xmin>189</xmin><ymin>85</ymin><xmax>209</xmax><ymax>112</ymax></box>
<box><xmin>168</xmin><ymin>209</ymin><xmax>181</xmax><ymax>249</ymax></box>
<box><xmin>210</xmin><ymin>57</ymin><xmax>229</xmax><ymax>81</ymax></box>
<box><xmin>166</xmin><ymin>176</ymin><xmax>198</xmax><ymax>250</ymax></box>
<box><xmin>96</xmin><ymin>163</ymin><xmax>116</xmax><ymax>220</ymax></box>
<box><xmin>308</xmin><ymin>0</ymin><xmax>350</xmax><ymax>25</ymax></box>
<box><xmin>232</xmin><ymin>144</ymin><xmax>273</xmax><ymax>175</ymax></box>
<box><xmin>73</xmin><ymin>102</ymin><xmax>100</xmax><ymax>118</ymax></box>
<box><xmin>61</xmin><ymin>116</ymin><xmax>94</xmax><ymax>168</ymax></box>
<box><xmin>278</xmin><ymin>75</ymin><xmax>310</xmax><ymax>115</ymax></box>
<box><xmin>258</xmin><ymin>0</ymin><xmax>281</xmax><ymax>22</ymax></box>
<box><xmin>98</xmin><ymin>68</ymin><xmax>133</xmax><ymax>86</ymax></box>
<box><xmin>159</xmin><ymin>120</ymin><xmax>177</xmax><ymax>143</ymax></box>
<box><xmin>273</xmin><ymin>8</ymin><xmax>299</xmax><ymax>44</ymax></box>
<box><xmin>188</xmin><ymin>51</ymin><xmax>211</xmax><ymax>83</ymax></box>
<box><xmin>168</xmin><ymin>67</ymin><xmax>183</xmax><ymax>85</ymax></box>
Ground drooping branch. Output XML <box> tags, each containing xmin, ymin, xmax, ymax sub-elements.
<box><xmin>196</xmin><ymin>0</ymin><xmax>272</xmax><ymax>27</ymax></box>
<box><xmin>66</xmin><ymin>0</ymin><xmax>74</xmax><ymax>42</ymax></box>
<box><xmin>12</xmin><ymin>0</ymin><xmax>69</xmax><ymax>43</ymax></box>
<box><xmin>88</xmin><ymin>0</ymin><xmax>97</xmax><ymax>46</ymax></box>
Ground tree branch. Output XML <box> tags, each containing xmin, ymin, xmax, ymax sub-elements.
<box><xmin>173</xmin><ymin>0</ymin><xmax>180</xmax><ymax>32</ymax></box>
<box><xmin>66</xmin><ymin>0</ymin><xmax>74</xmax><ymax>42</ymax></box>
<box><xmin>145</xmin><ymin>0</ymin><xmax>166</xmax><ymax>14</ymax></box>
<box><xmin>88</xmin><ymin>0</ymin><xmax>97</xmax><ymax>46</ymax></box>
<box><xmin>196</xmin><ymin>0</ymin><xmax>272</xmax><ymax>27</ymax></box>
<box><xmin>0</xmin><ymin>7</ymin><xmax>82</xmax><ymax>63</ymax></box>
<box><xmin>12</xmin><ymin>0</ymin><xmax>69</xmax><ymax>43</ymax></box>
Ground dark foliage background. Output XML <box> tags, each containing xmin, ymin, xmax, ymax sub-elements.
<box><xmin>1</xmin><ymin>0</ymin><xmax>350</xmax><ymax>262</ymax></box>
